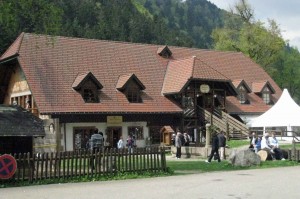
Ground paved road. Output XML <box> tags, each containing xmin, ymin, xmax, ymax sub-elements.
<box><xmin>2</xmin><ymin>166</ymin><xmax>300</xmax><ymax>199</ymax></box>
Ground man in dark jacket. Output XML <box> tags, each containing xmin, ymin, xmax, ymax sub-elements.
<box><xmin>218</xmin><ymin>131</ymin><xmax>226</xmax><ymax>160</ymax></box>
<box><xmin>205</xmin><ymin>131</ymin><xmax>221</xmax><ymax>163</ymax></box>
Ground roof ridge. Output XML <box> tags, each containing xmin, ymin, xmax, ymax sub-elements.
<box><xmin>193</xmin><ymin>56</ymin><xmax>230</xmax><ymax>80</ymax></box>
<box><xmin>169</xmin><ymin>56</ymin><xmax>195</xmax><ymax>62</ymax></box>
<box><xmin>0</xmin><ymin>32</ymin><xmax>25</xmax><ymax>60</ymax></box>
<box><xmin>22</xmin><ymin>32</ymin><xmax>244</xmax><ymax>55</ymax></box>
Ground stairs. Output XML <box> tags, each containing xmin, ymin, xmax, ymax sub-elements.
<box><xmin>202</xmin><ymin>108</ymin><xmax>249</xmax><ymax>140</ymax></box>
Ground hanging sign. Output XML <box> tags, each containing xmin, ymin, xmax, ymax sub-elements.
<box><xmin>200</xmin><ymin>84</ymin><xmax>210</xmax><ymax>93</ymax></box>
<box><xmin>107</xmin><ymin>116</ymin><xmax>123</xmax><ymax>125</ymax></box>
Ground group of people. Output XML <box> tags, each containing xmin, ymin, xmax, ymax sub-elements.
<box><xmin>86</xmin><ymin>128</ymin><xmax>104</xmax><ymax>151</ymax></box>
<box><xmin>250</xmin><ymin>131</ymin><xmax>285</xmax><ymax>160</ymax></box>
<box><xmin>117</xmin><ymin>135</ymin><xmax>136</xmax><ymax>153</ymax></box>
<box><xmin>174</xmin><ymin>131</ymin><xmax>191</xmax><ymax>159</ymax></box>
<box><xmin>174</xmin><ymin>129</ymin><xmax>227</xmax><ymax>162</ymax></box>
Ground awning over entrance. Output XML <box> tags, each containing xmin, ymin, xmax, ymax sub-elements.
<box><xmin>0</xmin><ymin>105</ymin><xmax>45</xmax><ymax>137</ymax></box>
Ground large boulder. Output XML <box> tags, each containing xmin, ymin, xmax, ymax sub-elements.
<box><xmin>229</xmin><ymin>149</ymin><xmax>261</xmax><ymax>167</ymax></box>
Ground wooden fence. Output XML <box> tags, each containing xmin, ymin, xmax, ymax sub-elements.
<box><xmin>287</xmin><ymin>148</ymin><xmax>300</xmax><ymax>162</ymax></box>
<box><xmin>1</xmin><ymin>147</ymin><xmax>166</xmax><ymax>183</ymax></box>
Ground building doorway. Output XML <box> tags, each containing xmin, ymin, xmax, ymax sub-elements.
<box><xmin>106</xmin><ymin>127</ymin><xmax>122</xmax><ymax>148</ymax></box>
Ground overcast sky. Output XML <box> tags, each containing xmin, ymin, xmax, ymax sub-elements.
<box><xmin>208</xmin><ymin>0</ymin><xmax>300</xmax><ymax>49</ymax></box>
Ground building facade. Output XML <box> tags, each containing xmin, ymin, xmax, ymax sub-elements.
<box><xmin>0</xmin><ymin>33</ymin><xmax>282</xmax><ymax>153</ymax></box>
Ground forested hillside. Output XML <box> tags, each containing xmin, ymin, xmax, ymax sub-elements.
<box><xmin>1</xmin><ymin>0</ymin><xmax>300</xmax><ymax>101</ymax></box>
<box><xmin>137</xmin><ymin>0</ymin><xmax>225</xmax><ymax>48</ymax></box>
<box><xmin>0</xmin><ymin>0</ymin><xmax>226</xmax><ymax>54</ymax></box>
<box><xmin>0</xmin><ymin>0</ymin><xmax>196</xmax><ymax>55</ymax></box>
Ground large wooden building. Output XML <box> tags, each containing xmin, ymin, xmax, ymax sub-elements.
<box><xmin>0</xmin><ymin>33</ymin><xmax>282</xmax><ymax>153</ymax></box>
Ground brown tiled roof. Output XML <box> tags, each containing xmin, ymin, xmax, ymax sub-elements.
<box><xmin>232</xmin><ymin>79</ymin><xmax>252</xmax><ymax>93</ymax></box>
<box><xmin>252</xmin><ymin>81</ymin><xmax>275</xmax><ymax>94</ymax></box>
<box><xmin>72</xmin><ymin>72</ymin><xmax>103</xmax><ymax>90</ymax></box>
<box><xmin>0</xmin><ymin>32</ymin><xmax>24</xmax><ymax>60</ymax></box>
<box><xmin>162</xmin><ymin>57</ymin><xmax>194</xmax><ymax>94</ymax></box>
<box><xmin>0</xmin><ymin>33</ymin><xmax>282</xmax><ymax>114</ymax></box>
<box><xmin>192</xmin><ymin>56</ymin><xmax>229</xmax><ymax>81</ymax></box>
<box><xmin>162</xmin><ymin>56</ymin><xmax>230</xmax><ymax>94</ymax></box>
<box><xmin>116</xmin><ymin>74</ymin><xmax>145</xmax><ymax>91</ymax></box>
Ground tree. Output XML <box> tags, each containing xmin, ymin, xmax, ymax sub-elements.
<box><xmin>0</xmin><ymin>0</ymin><xmax>62</xmax><ymax>54</ymax></box>
<box><xmin>272</xmin><ymin>46</ymin><xmax>300</xmax><ymax>100</ymax></box>
<box><xmin>212</xmin><ymin>0</ymin><xmax>300</xmax><ymax>101</ymax></box>
<box><xmin>212</xmin><ymin>0</ymin><xmax>285</xmax><ymax>70</ymax></box>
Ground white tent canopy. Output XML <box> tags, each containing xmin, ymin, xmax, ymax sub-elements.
<box><xmin>249</xmin><ymin>89</ymin><xmax>300</xmax><ymax>128</ymax></box>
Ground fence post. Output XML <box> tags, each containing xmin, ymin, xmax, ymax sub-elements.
<box><xmin>288</xmin><ymin>149</ymin><xmax>292</xmax><ymax>161</ymax></box>
<box><xmin>160</xmin><ymin>147</ymin><xmax>166</xmax><ymax>172</ymax></box>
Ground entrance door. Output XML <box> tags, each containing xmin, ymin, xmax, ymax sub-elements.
<box><xmin>106</xmin><ymin>127</ymin><xmax>122</xmax><ymax>148</ymax></box>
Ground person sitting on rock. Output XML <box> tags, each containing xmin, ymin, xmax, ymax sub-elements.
<box><xmin>269</xmin><ymin>132</ymin><xmax>285</xmax><ymax>160</ymax></box>
<box><xmin>261</xmin><ymin>132</ymin><xmax>275</xmax><ymax>160</ymax></box>
<box><xmin>254</xmin><ymin>135</ymin><xmax>262</xmax><ymax>153</ymax></box>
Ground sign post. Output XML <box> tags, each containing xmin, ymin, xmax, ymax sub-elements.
<box><xmin>0</xmin><ymin>154</ymin><xmax>17</xmax><ymax>179</ymax></box>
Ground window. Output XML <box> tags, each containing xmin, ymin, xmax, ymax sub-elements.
<box><xmin>262</xmin><ymin>87</ymin><xmax>271</xmax><ymax>104</ymax></box>
<box><xmin>72</xmin><ymin>72</ymin><xmax>102</xmax><ymax>103</ymax></box>
<box><xmin>82</xmin><ymin>88</ymin><xmax>99</xmax><ymax>103</ymax></box>
<box><xmin>182</xmin><ymin>96</ymin><xmax>194</xmax><ymax>108</ymax></box>
<box><xmin>116</xmin><ymin>74</ymin><xmax>145</xmax><ymax>103</ymax></box>
<box><xmin>10</xmin><ymin>94</ymin><xmax>37</xmax><ymax>114</ymax></box>
<box><xmin>126</xmin><ymin>88</ymin><xmax>142</xmax><ymax>103</ymax></box>
<box><xmin>73</xmin><ymin>127</ymin><xmax>95</xmax><ymax>151</ymax></box>
<box><xmin>238</xmin><ymin>86</ymin><xmax>247</xmax><ymax>104</ymax></box>
<box><xmin>128</xmin><ymin>126</ymin><xmax>143</xmax><ymax>140</ymax></box>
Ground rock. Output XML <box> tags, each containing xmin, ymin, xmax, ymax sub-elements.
<box><xmin>229</xmin><ymin>149</ymin><xmax>261</xmax><ymax>167</ymax></box>
<box><xmin>257</xmin><ymin>150</ymin><xmax>273</xmax><ymax>161</ymax></box>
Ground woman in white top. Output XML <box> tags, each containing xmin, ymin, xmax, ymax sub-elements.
<box><xmin>117</xmin><ymin>136</ymin><xmax>125</xmax><ymax>149</ymax></box>
<box><xmin>269</xmin><ymin>132</ymin><xmax>285</xmax><ymax>160</ymax></box>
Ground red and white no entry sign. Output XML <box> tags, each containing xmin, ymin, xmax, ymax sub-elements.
<box><xmin>0</xmin><ymin>154</ymin><xmax>17</xmax><ymax>179</ymax></box>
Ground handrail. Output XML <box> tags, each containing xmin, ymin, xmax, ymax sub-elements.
<box><xmin>198</xmin><ymin>106</ymin><xmax>249</xmax><ymax>137</ymax></box>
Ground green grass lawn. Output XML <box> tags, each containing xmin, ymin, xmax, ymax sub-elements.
<box><xmin>226</xmin><ymin>139</ymin><xmax>296</xmax><ymax>150</ymax></box>
<box><xmin>166</xmin><ymin>139</ymin><xmax>300</xmax><ymax>174</ymax></box>
<box><xmin>166</xmin><ymin>158</ymin><xmax>300</xmax><ymax>174</ymax></box>
<box><xmin>227</xmin><ymin>139</ymin><xmax>249</xmax><ymax>148</ymax></box>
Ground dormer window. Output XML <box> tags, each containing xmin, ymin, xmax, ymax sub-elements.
<box><xmin>83</xmin><ymin>88</ymin><xmax>98</xmax><ymax>103</ymax></box>
<box><xmin>116</xmin><ymin>74</ymin><xmax>145</xmax><ymax>103</ymax></box>
<box><xmin>262</xmin><ymin>87</ymin><xmax>271</xmax><ymax>104</ymax></box>
<box><xmin>238</xmin><ymin>86</ymin><xmax>248</xmax><ymax>104</ymax></box>
<box><xmin>157</xmin><ymin>45</ymin><xmax>172</xmax><ymax>58</ymax></box>
<box><xmin>252</xmin><ymin>81</ymin><xmax>275</xmax><ymax>105</ymax></box>
<box><xmin>232</xmin><ymin>79</ymin><xmax>251</xmax><ymax>104</ymax></box>
<box><xmin>126</xmin><ymin>87</ymin><xmax>142</xmax><ymax>103</ymax></box>
<box><xmin>72</xmin><ymin>72</ymin><xmax>103</xmax><ymax>103</ymax></box>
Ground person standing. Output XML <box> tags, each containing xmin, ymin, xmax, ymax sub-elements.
<box><xmin>127</xmin><ymin>135</ymin><xmax>134</xmax><ymax>153</ymax></box>
<box><xmin>249</xmin><ymin>132</ymin><xmax>257</xmax><ymax>150</ymax></box>
<box><xmin>206</xmin><ymin>131</ymin><xmax>220</xmax><ymax>163</ymax></box>
<box><xmin>183</xmin><ymin>132</ymin><xmax>190</xmax><ymax>146</ymax></box>
<box><xmin>117</xmin><ymin>136</ymin><xmax>125</xmax><ymax>149</ymax></box>
<box><xmin>171</xmin><ymin>133</ymin><xmax>176</xmax><ymax>146</ymax></box>
<box><xmin>175</xmin><ymin>131</ymin><xmax>182</xmax><ymax>159</ymax></box>
<box><xmin>218</xmin><ymin>131</ymin><xmax>226</xmax><ymax>160</ymax></box>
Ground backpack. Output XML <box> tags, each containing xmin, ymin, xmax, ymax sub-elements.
<box><xmin>127</xmin><ymin>138</ymin><xmax>133</xmax><ymax>146</ymax></box>
<box><xmin>185</xmin><ymin>135</ymin><xmax>190</xmax><ymax>144</ymax></box>
<box><xmin>90</xmin><ymin>134</ymin><xmax>103</xmax><ymax>149</ymax></box>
